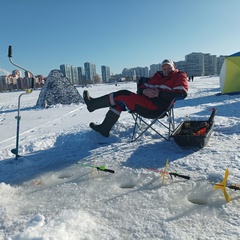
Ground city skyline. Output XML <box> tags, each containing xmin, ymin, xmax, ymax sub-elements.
<box><xmin>1</xmin><ymin>0</ymin><xmax>240</xmax><ymax>78</ymax></box>
<box><xmin>56</xmin><ymin>52</ymin><xmax>226</xmax><ymax>83</ymax></box>
<box><xmin>1</xmin><ymin>51</ymin><xmax>226</xmax><ymax>79</ymax></box>
<box><xmin>0</xmin><ymin>50</ymin><xmax>228</xmax><ymax>91</ymax></box>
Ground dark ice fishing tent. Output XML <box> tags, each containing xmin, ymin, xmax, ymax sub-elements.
<box><xmin>36</xmin><ymin>69</ymin><xmax>84</xmax><ymax>107</ymax></box>
<box><xmin>219</xmin><ymin>52</ymin><xmax>240</xmax><ymax>94</ymax></box>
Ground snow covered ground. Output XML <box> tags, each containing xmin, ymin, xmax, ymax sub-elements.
<box><xmin>0</xmin><ymin>77</ymin><xmax>240</xmax><ymax>240</ymax></box>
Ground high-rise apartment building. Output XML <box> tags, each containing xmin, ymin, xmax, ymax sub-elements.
<box><xmin>84</xmin><ymin>62</ymin><xmax>96</xmax><ymax>84</ymax></box>
<box><xmin>149</xmin><ymin>64</ymin><xmax>161</xmax><ymax>77</ymax></box>
<box><xmin>217</xmin><ymin>55</ymin><xmax>226</xmax><ymax>74</ymax></box>
<box><xmin>122</xmin><ymin>68</ymin><xmax>132</xmax><ymax>78</ymax></box>
<box><xmin>60</xmin><ymin>64</ymin><xmax>80</xmax><ymax>85</ymax></box>
<box><xmin>60</xmin><ymin>64</ymin><xmax>72</xmax><ymax>80</ymax></box>
<box><xmin>185</xmin><ymin>52</ymin><xmax>205</xmax><ymax>76</ymax></box>
<box><xmin>174</xmin><ymin>61</ymin><xmax>187</xmax><ymax>73</ymax></box>
<box><xmin>204</xmin><ymin>54</ymin><xmax>217</xmax><ymax>76</ymax></box>
<box><xmin>101</xmin><ymin>65</ymin><xmax>110</xmax><ymax>83</ymax></box>
<box><xmin>77</xmin><ymin>67</ymin><xmax>85</xmax><ymax>84</ymax></box>
<box><xmin>185</xmin><ymin>52</ymin><xmax>222</xmax><ymax>76</ymax></box>
<box><xmin>122</xmin><ymin>66</ymin><xmax>149</xmax><ymax>80</ymax></box>
<box><xmin>71</xmin><ymin>66</ymin><xmax>78</xmax><ymax>85</ymax></box>
<box><xmin>135</xmin><ymin>67</ymin><xmax>149</xmax><ymax>78</ymax></box>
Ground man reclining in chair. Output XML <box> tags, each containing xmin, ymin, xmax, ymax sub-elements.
<box><xmin>83</xmin><ymin>59</ymin><xmax>188</xmax><ymax>137</ymax></box>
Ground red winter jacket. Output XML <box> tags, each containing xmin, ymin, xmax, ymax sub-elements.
<box><xmin>139</xmin><ymin>69</ymin><xmax>188</xmax><ymax>110</ymax></box>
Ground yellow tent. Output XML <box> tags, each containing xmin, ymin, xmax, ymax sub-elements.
<box><xmin>220</xmin><ymin>52</ymin><xmax>240</xmax><ymax>94</ymax></box>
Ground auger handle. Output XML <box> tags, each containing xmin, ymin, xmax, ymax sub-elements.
<box><xmin>170</xmin><ymin>172</ymin><xmax>190</xmax><ymax>180</ymax></box>
<box><xmin>8</xmin><ymin>45</ymin><xmax>12</xmax><ymax>58</ymax></box>
<box><xmin>7</xmin><ymin>45</ymin><xmax>35</xmax><ymax>90</ymax></box>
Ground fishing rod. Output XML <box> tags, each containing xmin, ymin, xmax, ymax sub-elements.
<box><xmin>8</xmin><ymin>45</ymin><xmax>35</xmax><ymax>159</ymax></box>
<box><xmin>147</xmin><ymin>168</ymin><xmax>190</xmax><ymax>180</ymax></box>
<box><xmin>149</xmin><ymin>163</ymin><xmax>240</xmax><ymax>203</ymax></box>
<box><xmin>76</xmin><ymin>162</ymin><xmax>115</xmax><ymax>173</ymax></box>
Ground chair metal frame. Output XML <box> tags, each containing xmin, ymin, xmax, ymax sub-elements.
<box><xmin>130</xmin><ymin>99</ymin><xmax>176</xmax><ymax>142</ymax></box>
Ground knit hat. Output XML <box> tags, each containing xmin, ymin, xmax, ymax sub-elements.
<box><xmin>161</xmin><ymin>59</ymin><xmax>174</xmax><ymax>68</ymax></box>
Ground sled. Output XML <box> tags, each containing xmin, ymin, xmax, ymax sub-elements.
<box><xmin>171</xmin><ymin>108</ymin><xmax>217</xmax><ymax>148</ymax></box>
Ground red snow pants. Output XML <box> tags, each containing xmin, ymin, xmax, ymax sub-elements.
<box><xmin>108</xmin><ymin>90</ymin><xmax>160</xmax><ymax>118</ymax></box>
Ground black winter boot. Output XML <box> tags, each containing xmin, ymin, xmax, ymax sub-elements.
<box><xmin>89</xmin><ymin>110</ymin><xmax>119</xmax><ymax>137</ymax></box>
<box><xmin>83</xmin><ymin>90</ymin><xmax>110</xmax><ymax>112</ymax></box>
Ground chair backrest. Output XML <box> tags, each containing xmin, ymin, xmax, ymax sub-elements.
<box><xmin>136</xmin><ymin>77</ymin><xmax>150</xmax><ymax>94</ymax></box>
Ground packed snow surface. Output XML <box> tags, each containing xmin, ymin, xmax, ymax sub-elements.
<box><xmin>0</xmin><ymin>77</ymin><xmax>240</xmax><ymax>240</ymax></box>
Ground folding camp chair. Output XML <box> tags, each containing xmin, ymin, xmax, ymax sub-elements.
<box><xmin>130</xmin><ymin>99</ymin><xmax>176</xmax><ymax>142</ymax></box>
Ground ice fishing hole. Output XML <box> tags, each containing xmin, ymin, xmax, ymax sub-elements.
<box><xmin>58</xmin><ymin>173</ymin><xmax>72</xmax><ymax>179</ymax></box>
<box><xmin>187</xmin><ymin>195</ymin><xmax>208</xmax><ymax>205</ymax></box>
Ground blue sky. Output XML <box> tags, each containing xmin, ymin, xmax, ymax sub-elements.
<box><xmin>1</xmin><ymin>0</ymin><xmax>240</xmax><ymax>77</ymax></box>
